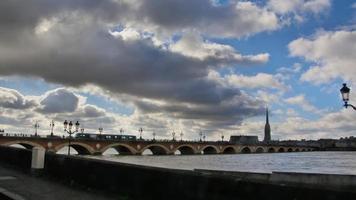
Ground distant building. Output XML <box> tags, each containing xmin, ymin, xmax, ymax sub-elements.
<box><xmin>230</xmin><ymin>135</ymin><xmax>259</xmax><ymax>144</ymax></box>
<box><xmin>264</xmin><ymin>107</ymin><xmax>271</xmax><ymax>142</ymax></box>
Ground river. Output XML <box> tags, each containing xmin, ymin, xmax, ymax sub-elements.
<box><xmin>83</xmin><ymin>151</ymin><xmax>356</xmax><ymax>175</ymax></box>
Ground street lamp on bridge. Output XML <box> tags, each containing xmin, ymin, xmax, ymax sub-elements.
<box><xmin>63</xmin><ymin>120</ymin><xmax>80</xmax><ymax>156</ymax></box>
<box><xmin>49</xmin><ymin>120</ymin><xmax>55</xmax><ymax>137</ymax></box>
<box><xmin>34</xmin><ymin>121</ymin><xmax>40</xmax><ymax>137</ymax></box>
<box><xmin>138</xmin><ymin>128</ymin><xmax>143</xmax><ymax>140</ymax></box>
<box><xmin>98</xmin><ymin>126</ymin><xmax>103</xmax><ymax>137</ymax></box>
<box><xmin>180</xmin><ymin>131</ymin><xmax>184</xmax><ymax>141</ymax></box>
<box><xmin>172</xmin><ymin>131</ymin><xmax>176</xmax><ymax>141</ymax></box>
<box><xmin>340</xmin><ymin>83</ymin><xmax>356</xmax><ymax>110</ymax></box>
<box><xmin>221</xmin><ymin>134</ymin><xmax>224</xmax><ymax>142</ymax></box>
<box><xmin>199</xmin><ymin>131</ymin><xmax>203</xmax><ymax>142</ymax></box>
<box><xmin>120</xmin><ymin>128</ymin><xmax>124</xmax><ymax>136</ymax></box>
<box><xmin>152</xmin><ymin>132</ymin><xmax>156</xmax><ymax>141</ymax></box>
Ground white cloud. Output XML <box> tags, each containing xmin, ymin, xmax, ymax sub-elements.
<box><xmin>277</xmin><ymin>63</ymin><xmax>302</xmax><ymax>74</ymax></box>
<box><xmin>285</xmin><ymin>94</ymin><xmax>319</xmax><ymax>113</ymax></box>
<box><xmin>110</xmin><ymin>28</ymin><xmax>141</xmax><ymax>41</ymax></box>
<box><xmin>256</xmin><ymin>90</ymin><xmax>282</xmax><ymax>105</ymax></box>
<box><xmin>274</xmin><ymin>109</ymin><xmax>356</xmax><ymax>140</ymax></box>
<box><xmin>268</xmin><ymin>0</ymin><xmax>331</xmax><ymax>15</ymax></box>
<box><xmin>170</xmin><ymin>32</ymin><xmax>269</xmax><ymax>64</ymax></box>
<box><xmin>209</xmin><ymin>71</ymin><xmax>288</xmax><ymax>91</ymax></box>
<box><xmin>289</xmin><ymin>30</ymin><xmax>356</xmax><ymax>84</ymax></box>
<box><xmin>268</xmin><ymin>0</ymin><xmax>331</xmax><ymax>23</ymax></box>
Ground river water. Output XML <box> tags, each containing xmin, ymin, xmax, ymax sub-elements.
<box><xmin>85</xmin><ymin>151</ymin><xmax>356</xmax><ymax>175</ymax></box>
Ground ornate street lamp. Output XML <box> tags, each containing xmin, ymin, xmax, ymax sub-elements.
<box><xmin>152</xmin><ymin>132</ymin><xmax>156</xmax><ymax>141</ymax></box>
<box><xmin>138</xmin><ymin>127</ymin><xmax>143</xmax><ymax>140</ymax></box>
<box><xmin>180</xmin><ymin>131</ymin><xmax>184</xmax><ymax>142</ymax></box>
<box><xmin>63</xmin><ymin>120</ymin><xmax>80</xmax><ymax>155</ymax></box>
<box><xmin>49</xmin><ymin>120</ymin><xmax>55</xmax><ymax>137</ymax></box>
<box><xmin>221</xmin><ymin>134</ymin><xmax>224</xmax><ymax>142</ymax></box>
<box><xmin>120</xmin><ymin>128</ymin><xmax>124</xmax><ymax>135</ymax></box>
<box><xmin>340</xmin><ymin>83</ymin><xmax>356</xmax><ymax>110</ymax></box>
<box><xmin>203</xmin><ymin>134</ymin><xmax>206</xmax><ymax>142</ymax></box>
<box><xmin>199</xmin><ymin>131</ymin><xmax>203</xmax><ymax>142</ymax></box>
<box><xmin>34</xmin><ymin>121</ymin><xmax>40</xmax><ymax>137</ymax></box>
<box><xmin>172</xmin><ymin>131</ymin><xmax>176</xmax><ymax>141</ymax></box>
<box><xmin>98</xmin><ymin>126</ymin><xmax>103</xmax><ymax>136</ymax></box>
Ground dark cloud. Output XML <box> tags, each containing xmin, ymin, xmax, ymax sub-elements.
<box><xmin>81</xmin><ymin>105</ymin><xmax>106</xmax><ymax>118</ymax></box>
<box><xmin>0</xmin><ymin>87</ymin><xmax>37</xmax><ymax>109</ymax></box>
<box><xmin>136</xmin><ymin>0</ymin><xmax>279</xmax><ymax>37</ymax></box>
<box><xmin>0</xmin><ymin>0</ymin><xmax>269</xmax><ymax>130</ymax></box>
<box><xmin>37</xmin><ymin>88</ymin><xmax>79</xmax><ymax>113</ymax></box>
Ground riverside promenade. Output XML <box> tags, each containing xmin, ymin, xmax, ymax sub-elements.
<box><xmin>0</xmin><ymin>165</ymin><xmax>117</xmax><ymax>200</ymax></box>
<box><xmin>0</xmin><ymin>146</ymin><xmax>356</xmax><ymax>200</ymax></box>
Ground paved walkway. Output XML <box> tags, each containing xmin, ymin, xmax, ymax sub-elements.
<box><xmin>0</xmin><ymin>165</ymin><xmax>119</xmax><ymax>200</ymax></box>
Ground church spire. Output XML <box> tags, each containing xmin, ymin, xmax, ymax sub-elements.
<box><xmin>264</xmin><ymin>107</ymin><xmax>271</xmax><ymax>142</ymax></box>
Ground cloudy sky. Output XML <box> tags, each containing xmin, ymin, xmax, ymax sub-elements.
<box><xmin>0</xmin><ymin>0</ymin><xmax>355</xmax><ymax>141</ymax></box>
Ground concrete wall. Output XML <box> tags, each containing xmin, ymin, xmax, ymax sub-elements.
<box><xmin>0</xmin><ymin>146</ymin><xmax>356</xmax><ymax>200</ymax></box>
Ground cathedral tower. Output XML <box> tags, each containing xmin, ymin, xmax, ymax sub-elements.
<box><xmin>264</xmin><ymin>107</ymin><xmax>271</xmax><ymax>142</ymax></box>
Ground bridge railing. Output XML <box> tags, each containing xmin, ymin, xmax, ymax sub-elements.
<box><xmin>0</xmin><ymin>133</ymin><xmax>62</xmax><ymax>139</ymax></box>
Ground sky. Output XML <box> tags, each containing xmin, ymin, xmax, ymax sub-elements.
<box><xmin>0</xmin><ymin>0</ymin><xmax>355</xmax><ymax>141</ymax></box>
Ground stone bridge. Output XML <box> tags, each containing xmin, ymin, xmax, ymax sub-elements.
<box><xmin>0</xmin><ymin>136</ymin><xmax>315</xmax><ymax>155</ymax></box>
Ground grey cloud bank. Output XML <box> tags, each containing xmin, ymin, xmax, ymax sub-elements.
<box><xmin>0</xmin><ymin>0</ymin><xmax>276</xmax><ymax>130</ymax></box>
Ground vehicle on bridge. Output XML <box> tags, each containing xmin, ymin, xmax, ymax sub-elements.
<box><xmin>75</xmin><ymin>133</ymin><xmax>137</xmax><ymax>141</ymax></box>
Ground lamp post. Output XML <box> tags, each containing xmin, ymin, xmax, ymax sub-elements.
<box><xmin>63</xmin><ymin>120</ymin><xmax>80</xmax><ymax>156</ymax></box>
<box><xmin>50</xmin><ymin>120</ymin><xmax>55</xmax><ymax>137</ymax></box>
<box><xmin>98</xmin><ymin>126</ymin><xmax>103</xmax><ymax>136</ymax></box>
<box><xmin>203</xmin><ymin>134</ymin><xmax>206</xmax><ymax>142</ymax></box>
<box><xmin>180</xmin><ymin>131</ymin><xmax>184</xmax><ymax>142</ymax></box>
<box><xmin>152</xmin><ymin>132</ymin><xmax>156</xmax><ymax>141</ymax></box>
<box><xmin>172</xmin><ymin>131</ymin><xmax>176</xmax><ymax>141</ymax></box>
<box><xmin>139</xmin><ymin>128</ymin><xmax>143</xmax><ymax>140</ymax></box>
<box><xmin>120</xmin><ymin>128</ymin><xmax>124</xmax><ymax>135</ymax></box>
<box><xmin>34</xmin><ymin>121</ymin><xmax>40</xmax><ymax>137</ymax></box>
<box><xmin>340</xmin><ymin>83</ymin><xmax>356</xmax><ymax>110</ymax></box>
<box><xmin>199</xmin><ymin>131</ymin><xmax>203</xmax><ymax>142</ymax></box>
<box><xmin>221</xmin><ymin>134</ymin><xmax>224</xmax><ymax>142</ymax></box>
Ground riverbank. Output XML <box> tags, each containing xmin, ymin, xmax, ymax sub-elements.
<box><xmin>0</xmin><ymin>164</ymin><xmax>120</xmax><ymax>200</ymax></box>
<box><xmin>1</xmin><ymin>146</ymin><xmax>356</xmax><ymax>200</ymax></box>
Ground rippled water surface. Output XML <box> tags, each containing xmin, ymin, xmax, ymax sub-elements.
<box><xmin>86</xmin><ymin>151</ymin><xmax>356</xmax><ymax>175</ymax></box>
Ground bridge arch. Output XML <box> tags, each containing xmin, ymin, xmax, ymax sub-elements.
<box><xmin>141</xmin><ymin>144</ymin><xmax>170</xmax><ymax>155</ymax></box>
<box><xmin>222</xmin><ymin>146</ymin><xmax>236</xmax><ymax>154</ymax></box>
<box><xmin>267</xmin><ymin>147</ymin><xmax>276</xmax><ymax>153</ymax></box>
<box><xmin>240</xmin><ymin>146</ymin><xmax>252</xmax><ymax>154</ymax></box>
<box><xmin>2</xmin><ymin>140</ymin><xmax>44</xmax><ymax>150</ymax></box>
<box><xmin>287</xmin><ymin>148</ymin><xmax>293</xmax><ymax>152</ymax></box>
<box><xmin>101</xmin><ymin>143</ymin><xmax>137</xmax><ymax>155</ymax></box>
<box><xmin>277</xmin><ymin>147</ymin><xmax>285</xmax><ymax>153</ymax></box>
<box><xmin>54</xmin><ymin>142</ymin><xmax>95</xmax><ymax>155</ymax></box>
<box><xmin>174</xmin><ymin>145</ymin><xmax>196</xmax><ymax>155</ymax></box>
<box><xmin>201</xmin><ymin>145</ymin><xmax>219</xmax><ymax>154</ymax></box>
<box><xmin>255</xmin><ymin>147</ymin><xmax>265</xmax><ymax>153</ymax></box>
